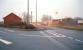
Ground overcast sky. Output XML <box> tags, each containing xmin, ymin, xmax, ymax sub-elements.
<box><xmin>0</xmin><ymin>0</ymin><xmax>83</xmax><ymax>21</ymax></box>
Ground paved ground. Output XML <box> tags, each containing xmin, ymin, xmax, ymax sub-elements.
<box><xmin>0</xmin><ymin>27</ymin><xmax>83</xmax><ymax>50</ymax></box>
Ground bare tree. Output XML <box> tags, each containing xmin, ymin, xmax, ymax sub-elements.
<box><xmin>22</xmin><ymin>12</ymin><xmax>30</xmax><ymax>24</ymax></box>
<box><xmin>42</xmin><ymin>15</ymin><xmax>52</xmax><ymax>21</ymax></box>
<box><xmin>74</xmin><ymin>17</ymin><xmax>83</xmax><ymax>20</ymax></box>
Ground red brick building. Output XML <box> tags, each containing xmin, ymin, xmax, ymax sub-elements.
<box><xmin>42</xmin><ymin>19</ymin><xmax>62</xmax><ymax>26</ymax></box>
<box><xmin>3</xmin><ymin>13</ymin><xmax>22</xmax><ymax>27</ymax></box>
<box><xmin>47</xmin><ymin>19</ymin><xmax>62</xmax><ymax>26</ymax></box>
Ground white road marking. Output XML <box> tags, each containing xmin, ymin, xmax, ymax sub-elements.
<box><xmin>0</xmin><ymin>31</ymin><xmax>6</xmax><ymax>34</ymax></box>
<box><xmin>45</xmin><ymin>30</ymin><xmax>83</xmax><ymax>43</ymax></box>
<box><xmin>0</xmin><ymin>38</ymin><xmax>12</xmax><ymax>45</ymax></box>
<box><xmin>19</xmin><ymin>34</ymin><xmax>53</xmax><ymax>38</ymax></box>
<box><xmin>46</xmin><ymin>30</ymin><xmax>67</xmax><ymax>38</ymax></box>
<box><xmin>0</xmin><ymin>31</ymin><xmax>13</xmax><ymax>45</ymax></box>
<box><xmin>67</xmin><ymin>37</ymin><xmax>74</xmax><ymax>40</ymax></box>
<box><xmin>5</xmin><ymin>29</ymin><xmax>15</xmax><ymax>32</ymax></box>
<box><xmin>39</xmin><ymin>31</ymin><xmax>70</xmax><ymax>49</ymax></box>
<box><xmin>40</xmin><ymin>31</ymin><xmax>59</xmax><ymax>43</ymax></box>
<box><xmin>75</xmin><ymin>39</ymin><xmax>83</xmax><ymax>42</ymax></box>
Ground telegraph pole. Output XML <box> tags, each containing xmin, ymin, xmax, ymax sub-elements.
<box><xmin>27</xmin><ymin>0</ymin><xmax>29</xmax><ymax>25</ymax></box>
<box><xmin>36</xmin><ymin>0</ymin><xmax>37</xmax><ymax>25</ymax></box>
<box><xmin>31</xmin><ymin>11</ymin><xmax>32</xmax><ymax>24</ymax></box>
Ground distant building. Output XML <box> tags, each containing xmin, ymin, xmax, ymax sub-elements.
<box><xmin>3</xmin><ymin>13</ymin><xmax>22</xmax><ymax>27</ymax></box>
<box><xmin>48</xmin><ymin>19</ymin><xmax>62</xmax><ymax>26</ymax></box>
<box><xmin>61</xmin><ymin>18</ymin><xmax>77</xmax><ymax>25</ymax></box>
<box><xmin>77</xmin><ymin>20</ymin><xmax>83</xmax><ymax>25</ymax></box>
<box><xmin>42</xmin><ymin>19</ymin><xmax>62</xmax><ymax>26</ymax></box>
<box><xmin>0</xmin><ymin>21</ymin><xmax>4</xmax><ymax>27</ymax></box>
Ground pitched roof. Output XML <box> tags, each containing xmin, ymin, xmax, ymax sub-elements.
<box><xmin>3</xmin><ymin>13</ymin><xmax>21</xmax><ymax>20</ymax></box>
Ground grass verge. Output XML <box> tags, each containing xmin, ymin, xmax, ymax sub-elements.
<box><xmin>54</xmin><ymin>25</ymin><xmax>83</xmax><ymax>31</ymax></box>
